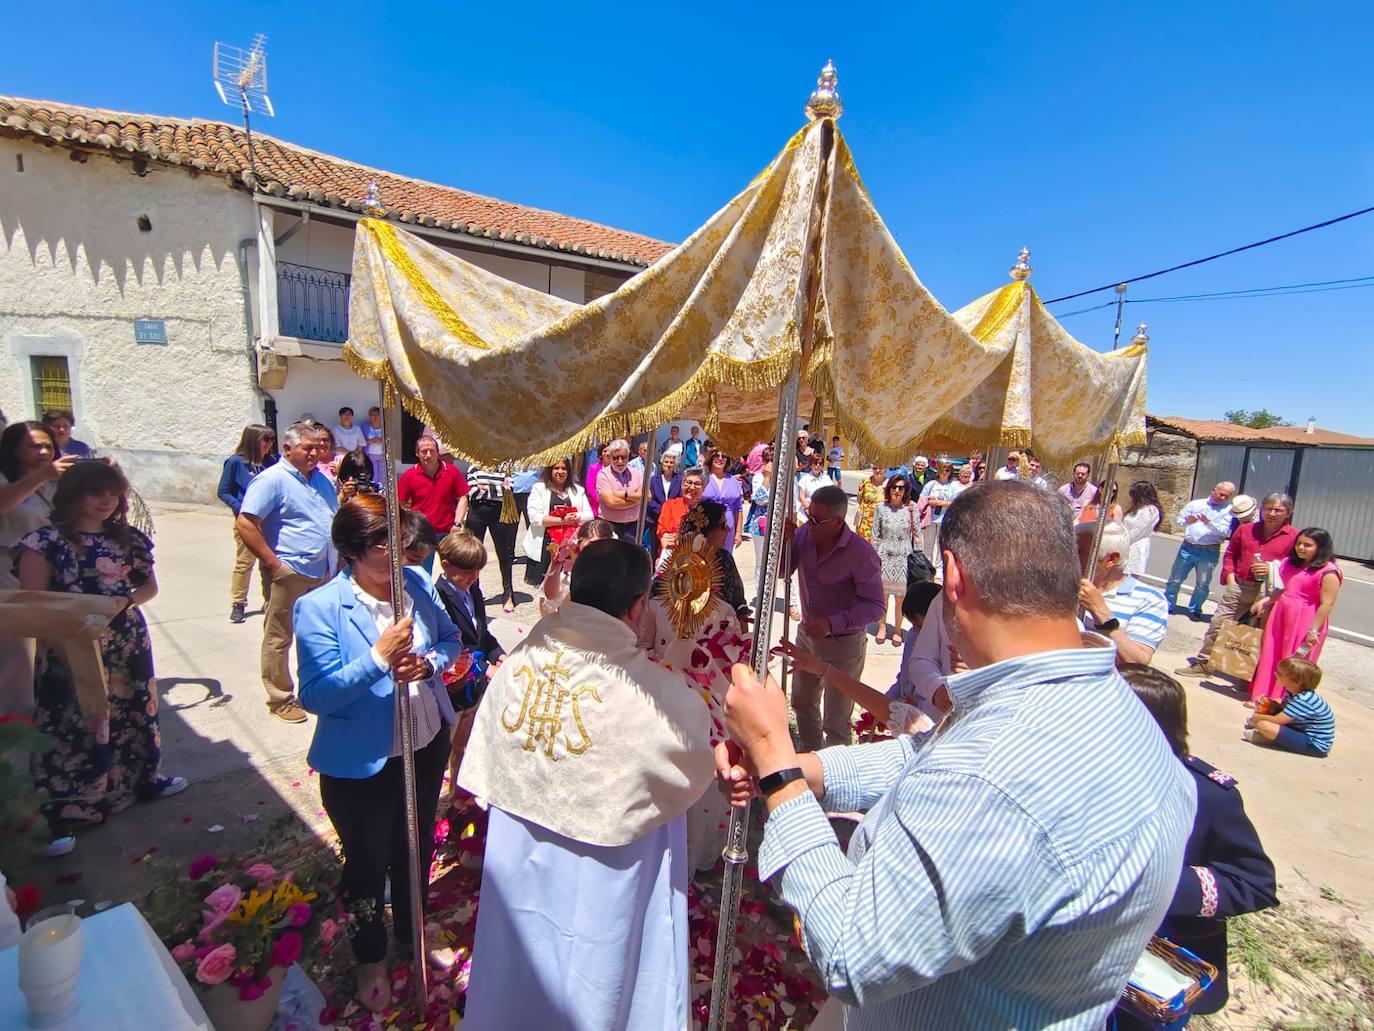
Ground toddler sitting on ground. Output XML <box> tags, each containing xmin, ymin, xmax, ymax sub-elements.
<box><xmin>1243</xmin><ymin>656</ymin><xmax>1334</xmax><ymax>757</ymax></box>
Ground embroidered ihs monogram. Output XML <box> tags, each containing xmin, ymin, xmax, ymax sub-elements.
<box><xmin>500</xmin><ymin>650</ymin><xmax>604</xmax><ymax>758</ymax></box>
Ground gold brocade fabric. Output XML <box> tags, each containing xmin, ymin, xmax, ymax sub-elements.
<box><xmin>345</xmin><ymin>120</ymin><xmax>1146</xmax><ymax>468</ymax></box>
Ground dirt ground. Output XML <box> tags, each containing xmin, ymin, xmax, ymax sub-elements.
<box><xmin>11</xmin><ymin>504</ymin><xmax>1373</xmax><ymax>1027</ymax></box>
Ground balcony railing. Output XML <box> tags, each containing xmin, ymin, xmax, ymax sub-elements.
<box><xmin>277</xmin><ymin>262</ymin><xmax>350</xmax><ymax>343</ymax></box>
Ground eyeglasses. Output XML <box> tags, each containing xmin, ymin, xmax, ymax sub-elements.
<box><xmin>892</xmin><ymin>485</ymin><xmax>908</xmax><ymax>491</ymax></box>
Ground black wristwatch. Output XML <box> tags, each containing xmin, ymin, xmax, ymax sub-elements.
<box><xmin>758</xmin><ymin>767</ymin><xmax>806</xmax><ymax>797</ymax></box>
<box><xmin>1093</xmin><ymin>617</ymin><xmax>1121</xmax><ymax>634</ymax></box>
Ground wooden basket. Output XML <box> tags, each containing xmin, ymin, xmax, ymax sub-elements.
<box><xmin>1119</xmin><ymin>936</ymin><xmax>1218</xmax><ymax>1026</ymax></box>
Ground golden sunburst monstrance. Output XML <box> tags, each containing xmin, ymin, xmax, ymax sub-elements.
<box><xmin>654</xmin><ymin>535</ymin><xmax>724</xmax><ymax>640</ymax></box>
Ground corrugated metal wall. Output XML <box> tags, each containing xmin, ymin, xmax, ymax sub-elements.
<box><xmin>1193</xmin><ymin>445</ymin><xmax>1246</xmax><ymax>496</ymax></box>
<box><xmin>1291</xmin><ymin>449</ymin><xmax>1374</xmax><ymax>561</ymax></box>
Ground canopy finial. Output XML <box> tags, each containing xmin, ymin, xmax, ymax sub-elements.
<box><xmin>805</xmin><ymin>61</ymin><xmax>843</xmax><ymax>122</ymax></box>
<box><xmin>1131</xmin><ymin>322</ymin><xmax>1150</xmax><ymax>346</ymax></box>
<box><xmin>362</xmin><ymin>181</ymin><xmax>385</xmax><ymax>217</ymax></box>
<box><xmin>1009</xmin><ymin>246</ymin><xmax>1032</xmax><ymax>281</ymax></box>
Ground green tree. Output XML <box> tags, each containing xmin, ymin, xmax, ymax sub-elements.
<box><xmin>1223</xmin><ymin>409</ymin><xmax>1293</xmax><ymax>430</ymax></box>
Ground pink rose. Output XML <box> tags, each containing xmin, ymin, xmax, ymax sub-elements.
<box><xmin>285</xmin><ymin>902</ymin><xmax>311</xmax><ymax>927</ymax></box>
<box><xmin>198</xmin><ymin>909</ymin><xmax>230</xmax><ymax>944</ymax></box>
<box><xmin>269</xmin><ymin>930</ymin><xmax>303</xmax><ymax>968</ymax></box>
<box><xmin>432</xmin><ymin>818</ymin><xmax>450</xmax><ymax>846</ymax></box>
<box><xmin>244</xmin><ymin>863</ymin><xmax>276</xmax><ymax>882</ymax></box>
<box><xmin>318</xmin><ymin>918</ymin><xmax>339</xmax><ymax>945</ymax></box>
<box><xmin>195</xmin><ymin>943</ymin><xmax>237</xmax><ymax>985</ymax></box>
<box><xmin>203</xmin><ymin>883</ymin><xmax>242</xmax><ymax>915</ymax></box>
<box><xmin>170</xmin><ymin>941</ymin><xmax>196</xmax><ymax>964</ymax></box>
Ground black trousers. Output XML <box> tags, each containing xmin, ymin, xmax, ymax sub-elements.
<box><xmin>513</xmin><ymin>491</ymin><xmax>531</xmax><ymax>536</ymax></box>
<box><xmin>319</xmin><ymin>727</ymin><xmax>451</xmax><ymax>964</ymax></box>
<box><xmin>465</xmin><ymin>500</ymin><xmax>517</xmax><ymax>600</ymax></box>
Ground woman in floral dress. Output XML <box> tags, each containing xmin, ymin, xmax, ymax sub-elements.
<box><xmin>870</xmin><ymin>474</ymin><xmax>921</xmax><ymax>646</ymax></box>
<box><xmin>855</xmin><ymin>466</ymin><xmax>886</xmax><ymax>541</ymax></box>
<box><xmin>15</xmin><ymin>461</ymin><xmax>184</xmax><ymax>851</ymax></box>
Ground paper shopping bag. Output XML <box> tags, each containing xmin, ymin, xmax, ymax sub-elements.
<box><xmin>0</xmin><ymin>591</ymin><xmax>124</xmax><ymax>717</ymax></box>
<box><xmin>1210</xmin><ymin>618</ymin><xmax>1262</xmax><ymax>681</ymax></box>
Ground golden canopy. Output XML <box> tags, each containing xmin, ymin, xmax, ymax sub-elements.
<box><xmin>343</xmin><ymin>119</ymin><xmax>1146</xmax><ymax>467</ymax></box>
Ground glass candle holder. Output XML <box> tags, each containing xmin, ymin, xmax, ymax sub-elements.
<box><xmin>18</xmin><ymin>905</ymin><xmax>84</xmax><ymax>1029</ymax></box>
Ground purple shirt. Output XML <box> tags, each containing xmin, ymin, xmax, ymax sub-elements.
<box><xmin>786</xmin><ymin>522</ymin><xmax>885</xmax><ymax>635</ymax></box>
<box><xmin>1057</xmin><ymin>480</ymin><xmax>1099</xmax><ymax>520</ymax></box>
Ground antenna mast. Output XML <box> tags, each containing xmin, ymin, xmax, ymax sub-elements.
<box><xmin>213</xmin><ymin>34</ymin><xmax>275</xmax><ymax>188</ymax></box>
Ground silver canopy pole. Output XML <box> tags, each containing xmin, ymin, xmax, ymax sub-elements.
<box><xmin>707</xmin><ymin>61</ymin><xmax>840</xmax><ymax>1031</ymax></box>
<box><xmin>634</xmin><ymin>428</ymin><xmax>660</xmax><ymax>547</ymax></box>
<box><xmin>380</xmin><ymin>385</ymin><xmax>429</xmax><ymax>1004</ymax></box>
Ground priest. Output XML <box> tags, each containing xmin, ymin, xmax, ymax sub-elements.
<box><xmin>459</xmin><ymin>539</ymin><xmax>715</xmax><ymax>1030</ymax></box>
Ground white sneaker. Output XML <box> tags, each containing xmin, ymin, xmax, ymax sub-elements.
<box><xmin>1241</xmin><ymin>728</ymin><xmax>1258</xmax><ymax>743</ymax></box>
<box><xmin>151</xmin><ymin>776</ymin><xmax>189</xmax><ymax>798</ymax></box>
<box><xmin>43</xmin><ymin>836</ymin><xmax>76</xmax><ymax>858</ymax></box>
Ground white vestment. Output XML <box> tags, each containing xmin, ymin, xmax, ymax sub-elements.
<box><xmin>458</xmin><ymin>600</ymin><xmax>714</xmax><ymax>1031</ymax></box>
<box><xmin>463</xmin><ymin>808</ymin><xmax>691</xmax><ymax>1031</ymax></box>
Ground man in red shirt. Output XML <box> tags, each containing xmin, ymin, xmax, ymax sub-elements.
<box><xmin>397</xmin><ymin>435</ymin><xmax>470</xmax><ymax>540</ymax></box>
<box><xmin>1176</xmin><ymin>491</ymin><xmax>1299</xmax><ymax>678</ymax></box>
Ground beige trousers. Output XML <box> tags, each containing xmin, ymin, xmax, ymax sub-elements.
<box><xmin>230</xmin><ymin>525</ymin><xmax>272</xmax><ymax>607</ymax></box>
<box><xmin>260</xmin><ymin>567</ymin><xmax>325</xmax><ymax>709</ymax></box>
<box><xmin>790</xmin><ymin>628</ymin><xmax>868</xmax><ymax>752</ymax></box>
<box><xmin>1197</xmin><ymin>579</ymin><xmax>1263</xmax><ymax>663</ymax></box>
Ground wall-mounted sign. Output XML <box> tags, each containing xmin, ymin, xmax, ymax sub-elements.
<box><xmin>134</xmin><ymin>319</ymin><xmax>167</xmax><ymax>344</ymax></box>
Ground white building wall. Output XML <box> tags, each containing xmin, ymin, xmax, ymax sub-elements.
<box><xmin>0</xmin><ymin>140</ymin><xmax>262</xmax><ymax>501</ymax></box>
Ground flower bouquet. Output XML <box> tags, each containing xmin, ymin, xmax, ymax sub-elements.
<box><xmin>145</xmin><ymin>851</ymin><xmax>342</xmax><ymax>1031</ymax></box>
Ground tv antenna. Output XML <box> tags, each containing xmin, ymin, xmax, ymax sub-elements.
<box><xmin>213</xmin><ymin>33</ymin><xmax>275</xmax><ymax>187</ymax></box>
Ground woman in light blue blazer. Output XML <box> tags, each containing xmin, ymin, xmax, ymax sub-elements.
<box><xmin>294</xmin><ymin>495</ymin><xmax>462</xmax><ymax>1012</ymax></box>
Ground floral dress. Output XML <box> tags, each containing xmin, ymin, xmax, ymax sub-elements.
<box><xmin>14</xmin><ymin>526</ymin><xmax>162</xmax><ymax>827</ymax></box>
<box><xmin>856</xmin><ymin>479</ymin><xmax>885</xmax><ymax>540</ymax></box>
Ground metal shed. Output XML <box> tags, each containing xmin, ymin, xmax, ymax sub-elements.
<box><xmin>1151</xmin><ymin>416</ymin><xmax>1374</xmax><ymax>561</ymax></box>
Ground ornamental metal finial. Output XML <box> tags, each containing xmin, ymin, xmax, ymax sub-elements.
<box><xmin>1131</xmin><ymin>322</ymin><xmax>1150</xmax><ymax>346</ymax></box>
<box><xmin>1009</xmin><ymin>246</ymin><xmax>1032</xmax><ymax>281</ymax></box>
<box><xmin>805</xmin><ymin>61</ymin><xmax>843</xmax><ymax>121</ymax></box>
<box><xmin>362</xmin><ymin>181</ymin><xmax>385</xmax><ymax>217</ymax></box>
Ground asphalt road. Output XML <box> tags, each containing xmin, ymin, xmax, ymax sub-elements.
<box><xmin>1140</xmin><ymin>533</ymin><xmax>1374</xmax><ymax>645</ymax></box>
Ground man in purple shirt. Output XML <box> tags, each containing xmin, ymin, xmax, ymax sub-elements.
<box><xmin>783</xmin><ymin>484</ymin><xmax>885</xmax><ymax>750</ymax></box>
<box><xmin>1057</xmin><ymin>462</ymin><xmax>1099</xmax><ymax>523</ymax></box>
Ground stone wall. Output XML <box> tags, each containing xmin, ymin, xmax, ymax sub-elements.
<box><xmin>1114</xmin><ymin>428</ymin><xmax>1198</xmax><ymax>533</ymax></box>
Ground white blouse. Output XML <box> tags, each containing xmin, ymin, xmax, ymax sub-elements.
<box><xmin>348</xmin><ymin>579</ymin><xmax>444</xmax><ymax>756</ymax></box>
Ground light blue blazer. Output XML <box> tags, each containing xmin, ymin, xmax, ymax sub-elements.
<box><xmin>295</xmin><ymin>567</ymin><xmax>462</xmax><ymax>778</ymax></box>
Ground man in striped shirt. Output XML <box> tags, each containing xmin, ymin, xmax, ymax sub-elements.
<box><xmin>721</xmin><ymin>480</ymin><xmax>1195</xmax><ymax>1028</ymax></box>
<box><xmin>1077</xmin><ymin>520</ymin><xmax>1170</xmax><ymax>665</ymax></box>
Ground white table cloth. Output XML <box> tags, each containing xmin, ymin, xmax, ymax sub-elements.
<box><xmin>0</xmin><ymin>903</ymin><xmax>210</xmax><ymax>1030</ymax></box>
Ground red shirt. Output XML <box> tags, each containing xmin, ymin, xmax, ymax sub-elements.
<box><xmin>397</xmin><ymin>461</ymin><xmax>469</xmax><ymax>534</ymax></box>
<box><xmin>1222</xmin><ymin>521</ymin><xmax>1299</xmax><ymax>584</ymax></box>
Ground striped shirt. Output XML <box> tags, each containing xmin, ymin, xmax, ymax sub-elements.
<box><xmin>758</xmin><ymin>643</ymin><xmax>1196</xmax><ymax>1029</ymax></box>
<box><xmin>467</xmin><ymin>468</ymin><xmax>506</xmax><ymax>502</ymax></box>
<box><xmin>1083</xmin><ymin>575</ymin><xmax>1169</xmax><ymax>651</ymax></box>
<box><xmin>1281</xmin><ymin>691</ymin><xmax>1335</xmax><ymax>754</ymax></box>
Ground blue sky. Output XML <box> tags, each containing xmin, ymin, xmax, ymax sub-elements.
<box><xmin>7</xmin><ymin>3</ymin><xmax>1373</xmax><ymax>433</ymax></box>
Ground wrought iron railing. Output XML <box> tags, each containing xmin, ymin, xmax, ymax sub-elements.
<box><xmin>277</xmin><ymin>261</ymin><xmax>350</xmax><ymax>343</ymax></box>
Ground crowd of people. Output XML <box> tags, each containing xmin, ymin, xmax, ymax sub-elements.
<box><xmin>0</xmin><ymin>398</ymin><xmax>1353</xmax><ymax>1028</ymax></box>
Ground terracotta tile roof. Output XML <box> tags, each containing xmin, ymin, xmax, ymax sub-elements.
<box><xmin>0</xmin><ymin>95</ymin><xmax>675</xmax><ymax>268</ymax></box>
<box><xmin>1148</xmin><ymin>415</ymin><xmax>1374</xmax><ymax>448</ymax></box>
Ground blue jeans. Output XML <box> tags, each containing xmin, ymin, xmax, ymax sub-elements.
<box><xmin>1164</xmin><ymin>543</ymin><xmax>1220</xmax><ymax>612</ymax></box>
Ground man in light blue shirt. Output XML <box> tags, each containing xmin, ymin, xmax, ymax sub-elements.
<box><xmin>237</xmin><ymin>422</ymin><xmax>339</xmax><ymax>723</ymax></box>
<box><xmin>1163</xmin><ymin>481</ymin><xmax>1236</xmax><ymax>618</ymax></box>
<box><xmin>720</xmin><ymin>480</ymin><xmax>1195</xmax><ymax>1029</ymax></box>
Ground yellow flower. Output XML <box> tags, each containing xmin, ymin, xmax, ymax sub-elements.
<box><xmin>228</xmin><ymin>888</ymin><xmax>272</xmax><ymax>926</ymax></box>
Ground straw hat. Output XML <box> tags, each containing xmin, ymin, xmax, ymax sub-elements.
<box><xmin>1230</xmin><ymin>494</ymin><xmax>1257</xmax><ymax>521</ymax></box>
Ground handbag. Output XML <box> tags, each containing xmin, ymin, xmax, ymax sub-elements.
<box><xmin>545</xmin><ymin>505</ymin><xmax>580</xmax><ymax>549</ymax></box>
<box><xmin>1210</xmin><ymin>617</ymin><xmax>1263</xmax><ymax>681</ymax></box>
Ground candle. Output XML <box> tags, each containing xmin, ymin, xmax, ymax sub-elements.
<box><xmin>18</xmin><ymin>908</ymin><xmax>84</xmax><ymax>1029</ymax></box>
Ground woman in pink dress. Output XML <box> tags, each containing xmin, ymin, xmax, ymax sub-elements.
<box><xmin>584</xmin><ymin>442</ymin><xmax>608</xmax><ymax>518</ymax></box>
<box><xmin>1248</xmin><ymin>528</ymin><xmax>1342</xmax><ymax>706</ymax></box>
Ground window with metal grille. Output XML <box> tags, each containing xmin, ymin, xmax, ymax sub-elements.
<box><xmin>31</xmin><ymin>356</ymin><xmax>72</xmax><ymax>415</ymax></box>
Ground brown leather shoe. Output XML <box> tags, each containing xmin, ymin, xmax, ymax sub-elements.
<box><xmin>271</xmin><ymin>699</ymin><xmax>309</xmax><ymax>724</ymax></box>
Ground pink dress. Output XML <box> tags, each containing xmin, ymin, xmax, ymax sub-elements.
<box><xmin>585</xmin><ymin>461</ymin><xmax>602</xmax><ymax>517</ymax></box>
<box><xmin>1249</xmin><ymin>559</ymin><xmax>1342</xmax><ymax>702</ymax></box>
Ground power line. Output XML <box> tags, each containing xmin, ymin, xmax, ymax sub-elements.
<box><xmin>1043</xmin><ymin>204</ymin><xmax>1374</xmax><ymax>304</ymax></box>
<box><xmin>1052</xmin><ymin>274</ymin><xmax>1374</xmax><ymax>317</ymax></box>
